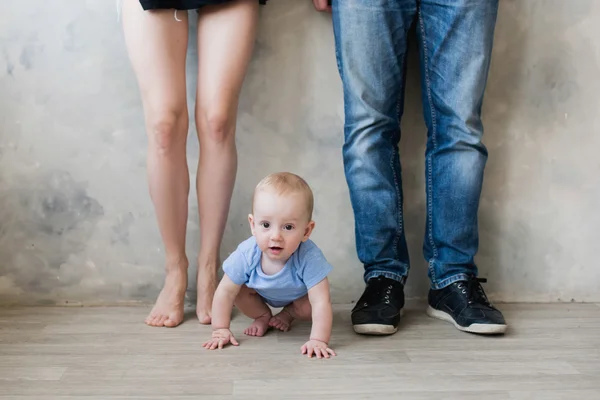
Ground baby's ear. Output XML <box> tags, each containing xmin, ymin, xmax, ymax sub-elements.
<box><xmin>248</xmin><ymin>214</ymin><xmax>255</xmax><ymax>235</ymax></box>
<box><xmin>303</xmin><ymin>220</ymin><xmax>316</xmax><ymax>241</ymax></box>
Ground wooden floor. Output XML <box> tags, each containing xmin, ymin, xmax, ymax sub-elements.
<box><xmin>1</xmin><ymin>303</ymin><xmax>599</xmax><ymax>399</ymax></box>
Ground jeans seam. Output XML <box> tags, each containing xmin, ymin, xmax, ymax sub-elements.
<box><xmin>390</xmin><ymin>138</ymin><xmax>401</xmax><ymax>263</ymax></box>
<box><xmin>365</xmin><ymin>270</ymin><xmax>407</xmax><ymax>285</ymax></box>
<box><xmin>432</xmin><ymin>273</ymin><xmax>471</xmax><ymax>290</ymax></box>
<box><xmin>418</xmin><ymin>8</ymin><xmax>439</xmax><ymax>285</ymax></box>
<box><xmin>392</xmin><ymin>53</ymin><xmax>407</xmax><ymax>270</ymax></box>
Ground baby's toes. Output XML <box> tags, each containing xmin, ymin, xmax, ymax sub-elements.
<box><xmin>272</xmin><ymin>321</ymin><xmax>283</xmax><ymax>330</ymax></box>
<box><xmin>272</xmin><ymin>322</ymin><xmax>287</xmax><ymax>332</ymax></box>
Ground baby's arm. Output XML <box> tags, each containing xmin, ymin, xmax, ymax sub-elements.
<box><xmin>302</xmin><ymin>278</ymin><xmax>336</xmax><ymax>358</ymax></box>
<box><xmin>202</xmin><ymin>275</ymin><xmax>242</xmax><ymax>350</ymax></box>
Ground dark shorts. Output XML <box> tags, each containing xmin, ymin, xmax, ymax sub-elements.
<box><xmin>140</xmin><ymin>0</ymin><xmax>266</xmax><ymax>10</ymax></box>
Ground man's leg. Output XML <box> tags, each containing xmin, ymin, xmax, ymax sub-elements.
<box><xmin>332</xmin><ymin>0</ymin><xmax>417</xmax><ymax>335</ymax></box>
<box><xmin>416</xmin><ymin>0</ymin><xmax>506</xmax><ymax>334</ymax></box>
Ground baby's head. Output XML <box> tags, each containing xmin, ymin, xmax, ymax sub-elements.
<box><xmin>249</xmin><ymin>172</ymin><xmax>315</xmax><ymax>262</ymax></box>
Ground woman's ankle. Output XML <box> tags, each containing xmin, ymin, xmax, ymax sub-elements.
<box><xmin>165</xmin><ymin>254</ymin><xmax>189</xmax><ymax>273</ymax></box>
<box><xmin>197</xmin><ymin>253</ymin><xmax>220</xmax><ymax>269</ymax></box>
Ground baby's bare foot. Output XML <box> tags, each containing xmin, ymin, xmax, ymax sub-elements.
<box><xmin>145</xmin><ymin>261</ymin><xmax>188</xmax><ymax>328</ymax></box>
<box><xmin>244</xmin><ymin>314</ymin><xmax>271</xmax><ymax>337</ymax></box>
<box><xmin>196</xmin><ymin>262</ymin><xmax>217</xmax><ymax>325</ymax></box>
<box><xmin>269</xmin><ymin>309</ymin><xmax>294</xmax><ymax>332</ymax></box>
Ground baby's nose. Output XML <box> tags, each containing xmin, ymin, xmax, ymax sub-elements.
<box><xmin>271</xmin><ymin>231</ymin><xmax>282</xmax><ymax>240</ymax></box>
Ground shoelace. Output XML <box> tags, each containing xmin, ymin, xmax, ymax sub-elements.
<box><xmin>362</xmin><ymin>278</ymin><xmax>398</xmax><ymax>307</ymax></box>
<box><xmin>457</xmin><ymin>277</ymin><xmax>493</xmax><ymax>307</ymax></box>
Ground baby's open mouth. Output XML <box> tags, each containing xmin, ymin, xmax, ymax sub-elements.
<box><xmin>269</xmin><ymin>246</ymin><xmax>283</xmax><ymax>254</ymax></box>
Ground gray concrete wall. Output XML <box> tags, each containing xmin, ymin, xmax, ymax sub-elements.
<box><xmin>0</xmin><ymin>0</ymin><xmax>598</xmax><ymax>306</ymax></box>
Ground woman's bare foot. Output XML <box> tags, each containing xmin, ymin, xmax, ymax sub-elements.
<box><xmin>244</xmin><ymin>313</ymin><xmax>271</xmax><ymax>337</ymax></box>
<box><xmin>269</xmin><ymin>309</ymin><xmax>294</xmax><ymax>332</ymax></box>
<box><xmin>145</xmin><ymin>261</ymin><xmax>188</xmax><ymax>328</ymax></box>
<box><xmin>196</xmin><ymin>261</ymin><xmax>218</xmax><ymax>324</ymax></box>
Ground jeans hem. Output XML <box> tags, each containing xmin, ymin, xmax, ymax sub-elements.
<box><xmin>365</xmin><ymin>271</ymin><xmax>407</xmax><ymax>285</ymax></box>
<box><xmin>431</xmin><ymin>273</ymin><xmax>472</xmax><ymax>290</ymax></box>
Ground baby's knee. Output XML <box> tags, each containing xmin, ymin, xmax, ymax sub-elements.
<box><xmin>291</xmin><ymin>296</ymin><xmax>312</xmax><ymax>320</ymax></box>
<box><xmin>235</xmin><ymin>285</ymin><xmax>256</xmax><ymax>300</ymax></box>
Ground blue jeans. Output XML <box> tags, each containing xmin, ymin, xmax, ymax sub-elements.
<box><xmin>332</xmin><ymin>0</ymin><xmax>499</xmax><ymax>289</ymax></box>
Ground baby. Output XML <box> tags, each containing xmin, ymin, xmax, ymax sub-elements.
<box><xmin>203</xmin><ymin>172</ymin><xmax>335</xmax><ymax>358</ymax></box>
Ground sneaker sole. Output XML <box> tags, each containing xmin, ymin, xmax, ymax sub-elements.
<box><xmin>353</xmin><ymin>324</ymin><xmax>398</xmax><ymax>335</ymax></box>
<box><xmin>426</xmin><ymin>306</ymin><xmax>507</xmax><ymax>335</ymax></box>
<box><xmin>352</xmin><ymin>309</ymin><xmax>404</xmax><ymax>336</ymax></box>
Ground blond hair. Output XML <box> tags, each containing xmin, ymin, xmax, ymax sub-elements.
<box><xmin>253</xmin><ymin>172</ymin><xmax>314</xmax><ymax>219</ymax></box>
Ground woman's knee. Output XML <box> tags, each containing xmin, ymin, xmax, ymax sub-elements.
<box><xmin>199</xmin><ymin>109</ymin><xmax>235</xmax><ymax>145</ymax></box>
<box><xmin>148</xmin><ymin>111</ymin><xmax>187</xmax><ymax>155</ymax></box>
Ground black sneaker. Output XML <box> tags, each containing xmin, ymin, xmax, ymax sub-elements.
<box><xmin>427</xmin><ymin>277</ymin><xmax>507</xmax><ymax>334</ymax></box>
<box><xmin>351</xmin><ymin>276</ymin><xmax>404</xmax><ymax>335</ymax></box>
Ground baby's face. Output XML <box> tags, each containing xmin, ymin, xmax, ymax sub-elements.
<box><xmin>249</xmin><ymin>189</ymin><xmax>314</xmax><ymax>263</ymax></box>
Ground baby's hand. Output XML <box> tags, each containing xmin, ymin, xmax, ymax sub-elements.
<box><xmin>301</xmin><ymin>339</ymin><xmax>336</xmax><ymax>359</ymax></box>
<box><xmin>203</xmin><ymin>328</ymin><xmax>239</xmax><ymax>350</ymax></box>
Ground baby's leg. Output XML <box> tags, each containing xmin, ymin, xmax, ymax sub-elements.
<box><xmin>235</xmin><ymin>286</ymin><xmax>272</xmax><ymax>337</ymax></box>
<box><xmin>269</xmin><ymin>295</ymin><xmax>312</xmax><ymax>332</ymax></box>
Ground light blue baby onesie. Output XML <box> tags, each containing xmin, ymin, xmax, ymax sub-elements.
<box><xmin>222</xmin><ymin>236</ymin><xmax>333</xmax><ymax>307</ymax></box>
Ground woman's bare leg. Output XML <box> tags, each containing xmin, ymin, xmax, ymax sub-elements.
<box><xmin>122</xmin><ymin>0</ymin><xmax>190</xmax><ymax>327</ymax></box>
<box><xmin>194</xmin><ymin>0</ymin><xmax>259</xmax><ymax>324</ymax></box>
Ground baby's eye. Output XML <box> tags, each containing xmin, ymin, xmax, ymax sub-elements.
<box><xmin>283</xmin><ymin>224</ymin><xmax>294</xmax><ymax>231</ymax></box>
<box><xmin>261</xmin><ymin>222</ymin><xmax>270</xmax><ymax>229</ymax></box>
